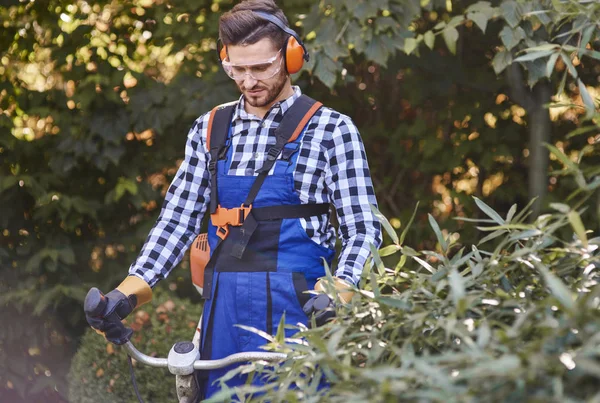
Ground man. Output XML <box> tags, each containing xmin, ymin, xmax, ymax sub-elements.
<box><xmin>85</xmin><ymin>0</ymin><xmax>381</xmax><ymax>398</ymax></box>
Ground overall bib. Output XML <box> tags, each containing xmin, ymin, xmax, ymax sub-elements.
<box><xmin>199</xmin><ymin>96</ymin><xmax>335</xmax><ymax>398</ymax></box>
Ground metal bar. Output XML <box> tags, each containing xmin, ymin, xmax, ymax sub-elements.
<box><xmin>124</xmin><ymin>342</ymin><xmax>169</xmax><ymax>368</ymax></box>
<box><xmin>193</xmin><ymin>352</ymin><xmax>287</xmax><ymax>370</ymax></box>
<box><xmin>124</xmin><ymin>341</ymin><xmax>287</xmax><ymax>370</ymax></box>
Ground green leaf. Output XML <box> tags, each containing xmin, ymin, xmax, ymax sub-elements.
<box><xmin>379</xmin><ymin>244</ymin><xmax>401</xmax><ymax>257</ymax></box>
<box><xmin>413</xmin><ymin>256</ymin><xmax>435</xmax><ymax>274</ymax></box>
<box><xmin>546</xmin><ymin>51</ymin><xmax>559</xmax><ymax>77</ymax></box>
<box><xmin>370</xmin><ymin>243</ymin><xmax>385</xmax><ymax>275</ymax></box>
<box><xmin>428</xmin><ymin>214</ymin><xmax>448</xmax><ymax>253</ymax></box>
<box><xmin>371</xmin><ymin>204</ymin><xmax>399</xmax><ymax>245</ymax></box>
<box><xmin>535</xmin><ymin>262</ymin><xmax>575</xmax><ymax>311</ymax></box>
<box><xmin>492</xmin><ymin>50</ymin><xmax>512</xmax><ymax>74</ymax></box>
<box><xmin>442</xmin><ymin>27</ymin><xmax>459</xmax><ymax>55</ymax></box>
<box><xmin>400</xmin><ymin>202</ymin><xmax>419</xmax><ymax>245</ymax></box>
<box><xmin>545</xmin><ymin>143</ymin><xmax>577</xmax><ymax>171</ymax></box>
<box><xmin>403</xmin><ymin>37</ymin><xmax>418</xmax><ymax>55</ymax></box>
<box><xmin>378</xmin><ymin>296</ymin><xmax>411</xmax><ymax>310</ymax></box>
<box><xmin>466</xmin><ymin>1</ymin><xmax>495</xmax><ymax>19</ymax></box>
<box><xmin>365</xmin><ymin>36</ymin><xmax>389</xmax><ymax>66</ymax></box>
<box><xmin>313</xmin><ymin>54</ymin><xmax>338</xmax><ymax>88</ymax></box>
<box><xmin>468</xmin><ymin>12</ymin><xmax>488</xmax><ymax>33</ymax></box>
<box><xmin>499</xmin><ymin>26</ymin><xmax>525</xmax><ymax>50</ymax></box>
<box><xmin>500</xmin><ymin>0</ymin><xmax>522</xmax><ymax>28</ymax></box>
<box><xmin>524</xmin><ymin>58</ymin><xmax>548</xmax><ymax>87</ymax></box>
<box><xmin>473</xmin><ymin>197</ymin><xmax>505</xmax><ymax>225</ymax></box>
<box><xmin>513</xmin><ymin>49</ymin><xmax>556</xmax><ymax>62</ymax></box>
<box><xmin>577</xmin><ymin>78</ymin><xmax>596</xmax><ymax>120</ymax></box>
<box><xmin>448</xmin><ymin>269</ymin><xmax>465</xmax><ymax>309</ymax></box>
<box><xmin>549</xmin><ymin>203</ymin><xmax>570</xmax><ymax>213</ymax></box>
<box><xmin>402</xmin><ymin>246</ymin><xmax>418</xmax><ymax>257</ymax></box>
<box><xmin>477</xmin><ymin>321</ymin><xmax>491</xmax><ymax>348</ymax></box>
<box><xmin>557</xmin><ymin>70</ymin><xmax>568</xmax><ymax>96</ymax></box>
<box><xmin>568</xmin><ymin>210</ymin><xmax>588</xmax><ymax>248</ymax></box>
<box><xmin>506</xmin><ymin>203</ymin><xmax>517</xmax><ymax>222</ymax></box>
<box><xmin>560</xmin><ymin>52</ymin><xmax>578</xmax><ymax>78</ymax></box>
<box><xmin>424</xmin><ymin>30</ymin><xmax>435</xmax><ymax>49</ymax></box>
<box><xmin>478</xmin><ymin>229</ymin><xmax>507</xmax><ymax>245</ymax></box>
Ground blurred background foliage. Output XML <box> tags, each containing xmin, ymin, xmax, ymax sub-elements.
<box><xmin>0</xmin><ymin>0</ymin><xmax>599</xmax><ymax>401</ymax></box>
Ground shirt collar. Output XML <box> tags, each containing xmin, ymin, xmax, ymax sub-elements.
<box><xmin>232</xmin><ymin>86</ymin><xmax>303</xmax><ymax>122</ymax></box>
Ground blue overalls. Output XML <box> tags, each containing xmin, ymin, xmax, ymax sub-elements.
<box><xmin>199</xmin><ymin>98</ymin><xmax>335</xmax><ymax>398</ymax></box>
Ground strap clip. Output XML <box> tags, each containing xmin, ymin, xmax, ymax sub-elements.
<box><xmin>266</xmin><ymin>146</ymin><xmax>281</xmax><ymax>161</ymax></box>
<box><xmin>208</xmin><ymin>160</ymin><xmax>217</xmax><ymax>175</ymax></box>
<box><xmin>210</xmin><ymin>204</ymin><xmax>253</xmax><ymax>240</ymax></box>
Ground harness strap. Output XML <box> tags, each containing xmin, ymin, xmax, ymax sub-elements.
<box><xmin>230</xmin><ymin>96</ymin><xmax>323</xmax><ymax>259</ymax></box>
<box><xmin>202</xmin><ymin>95</ymin><xmax>326</xmax><ymax>298</ymax></box>
<box><xmin>208</xmin><ymin>103</ymin><xmax>237</xmax><ymax>215</ymax></box>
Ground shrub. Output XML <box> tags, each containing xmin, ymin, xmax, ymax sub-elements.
<box><xmin>68</xmin><ymin>289</ymin><xmax>202</xmax><ymax>403</ymax></box>
<box><xmin>207</xmin><ymin>197</ymin><xmax>600</xmax><ymax>403</ymax></box>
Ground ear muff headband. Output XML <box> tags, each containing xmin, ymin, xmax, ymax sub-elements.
<box><xmin>218</xmin><ymin>10</ymin><xmax>308</xmax><ymax>75</ymax></box>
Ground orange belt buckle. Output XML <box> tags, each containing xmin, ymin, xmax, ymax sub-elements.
<box><xmin>211</xmin><ymin>203</ymin><xmax>252</xmax><ymax>240</ymax></box>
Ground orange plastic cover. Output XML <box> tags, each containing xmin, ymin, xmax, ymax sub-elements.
<box><xmin>190</xmin><ymin>233</ymin><xmax>210</xmax><ymax>290</ymax></box>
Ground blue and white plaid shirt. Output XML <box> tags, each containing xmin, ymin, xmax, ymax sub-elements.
<box><xmin>129</xmin><ymin>86</ymin><xmax>382</xmax><ymax>286</ymax></box>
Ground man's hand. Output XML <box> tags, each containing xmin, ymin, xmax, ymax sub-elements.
<box><xmin>302</xmin><ymin>277</ymin><xmax>354</xmax><ymax>328</ymax></box>
<box><xmin>84</xmin><ymin>276</ymin><xmax>152</xmax><ymax>345</ymax></box>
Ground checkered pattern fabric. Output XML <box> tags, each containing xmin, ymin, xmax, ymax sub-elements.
<box><xmin>129</xmin><ymin>86</ymin><xmax>382</xmax><ymax>286</ymax></box>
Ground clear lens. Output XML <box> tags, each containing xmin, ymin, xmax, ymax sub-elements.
<box><xmin>222</xmin><ymin>51</ymin><xmax>283</xmax><ymax>81</ymax></box>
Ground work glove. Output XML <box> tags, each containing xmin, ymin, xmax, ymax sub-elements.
<box><xmin>303</xmin><ymin>277</ymin><xmax>354</xmax><ymax>328</ymax></box>
<box><xmin>84</xmin><ymin>276</ymin><xmax>152</xmax><ymax>345</ymax></box>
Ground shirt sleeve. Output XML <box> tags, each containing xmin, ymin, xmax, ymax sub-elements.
<box><xmin>128</xmin><ymin>114</ymin><xmax>211</xmax><ymax>287</ymax></box>
<box><xmin>324</xmin><ymin>114</ymin><xmax>382</xmax><ymax>285</ymax></box>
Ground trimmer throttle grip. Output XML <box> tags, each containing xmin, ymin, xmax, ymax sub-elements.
<box><xmin>84</xmin><ymin>287</ymin><xmax>107</xmax><ymax>317</ymax></box>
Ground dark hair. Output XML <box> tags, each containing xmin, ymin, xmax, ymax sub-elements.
<box><xmin>219</xmin><ymin>0</ymin><xmax>289</xmax><ymax>49</ymax></box>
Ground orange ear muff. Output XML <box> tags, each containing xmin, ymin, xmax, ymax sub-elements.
<box><xmin>285</xmin><ymin>36</ymin><xmax>305</xmax><ymax>74</ymax></box>
<box><xmin>219</xmin><ymin>45</ymin><xmax>228</xmax><ymax>62</ymax></box>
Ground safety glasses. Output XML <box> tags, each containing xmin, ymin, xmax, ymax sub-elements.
<box><xmin>221</xmin><ymin>50</ymin><xmax>283</xmax><ymax>81</ymax></box>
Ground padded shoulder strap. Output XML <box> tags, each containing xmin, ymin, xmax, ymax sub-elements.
<box><xmin>207</xmin><ymin>102</ymin><xmax>236</xmax><ymax>214</ymax></box>
<box><xmin>206</xmin><ymin>101</ymin><xmax>237</xmax><ymax>150</ymax></box>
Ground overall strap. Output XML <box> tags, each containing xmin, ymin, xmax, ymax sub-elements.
<box><xmin>207</xmin><ymin>102</ymin><xmax>237</xmax><ymax>215</ymax></box>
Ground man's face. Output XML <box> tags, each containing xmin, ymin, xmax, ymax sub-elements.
<box><xmin>226</xmin><ymin>38</ymin><xmax>288</xmax><ymax>109</ymax></box>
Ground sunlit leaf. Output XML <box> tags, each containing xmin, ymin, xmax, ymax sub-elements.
<box><xmin>371</xmin><ymin>204</ymin><xmax>399</xmax><ymax>245</ymax></box>
<box><xmin>424</xmin><ymin>30</ymin><xmax>435</xmax><ymax>49</ymax></box>
<box><xmin>492</xmin><ymin>50</ymin><xmax>513</xmax><ymax>74</ymax></box>
<box><xmin>577</xmin><ymin>78</ymin><xmax>596</xmax><ymax>120</ymax></box>
<box><xmin>428</xmin><ymin>214</ymin><xmax>448</xmax><ymax>253</ymax></box>
<box><xmin>443</xmin><ymin>26</ymin><xmax>459</xmax><ymax>55</ymax></box>
<box><xmin>535</xmin><ymin>262</ymin><xmax>575</xmax><ymax>311</ymax></box>
<box><xmin>568</xmin><ymin>210</ymin><xmax>588</xmax><ymax>248</ymax></box>
<box><xmin>473</xmin><ymin>197</ymin><xmax>505</xmax><ymax>225</ymax></box>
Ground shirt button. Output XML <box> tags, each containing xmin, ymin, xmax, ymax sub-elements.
<box><xmin>261</xmin><ymin>121</ymin><xmax>266</xmax><ymax>127</ymax></box>
<box><xmin>254</xmin><ymin>152</ymin><xmax>260</xmax><ymax>159</ymax></box>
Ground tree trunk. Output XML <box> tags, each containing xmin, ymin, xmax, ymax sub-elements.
<box><xmin>506</xmin><ymin>65</ymin><xmax>552</xmax><ymax>218</ymax></box>
<box><xmin>528</xmin><ymin>82</ymin><xmax>552</xmax><ymax>217</ymax></box>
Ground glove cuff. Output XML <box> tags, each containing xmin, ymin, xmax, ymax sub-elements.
<box><xmin>116</xmin><ymin>275</ymin><xmax>152</xmax><ymax>309</ymax></box>
<box><xmin>314</xmin><ymin>277</ymin><xmax>354</xmax><ymax>304</ymax></box>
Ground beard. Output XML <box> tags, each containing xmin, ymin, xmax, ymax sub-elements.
<box><xmin>238</xmin><ymin>70</ymin><xmax>288</xmax><ymax>108</ymax></box>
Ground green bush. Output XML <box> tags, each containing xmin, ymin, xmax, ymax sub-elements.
<box><xmin>207</xmin><ymin>199</ymin><xmax>600</xmax><ymax>402</ymax></box>
<box><xmin>68</xmin><ymin>290</ymin><xmax>203</xmax><ymax>403</ymax></box>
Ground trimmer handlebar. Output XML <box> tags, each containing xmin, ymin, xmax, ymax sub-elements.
<box><xmin>124</xmin><ymin>341</ymin><xmax>287</xmax><ymax>371</ymax></box>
